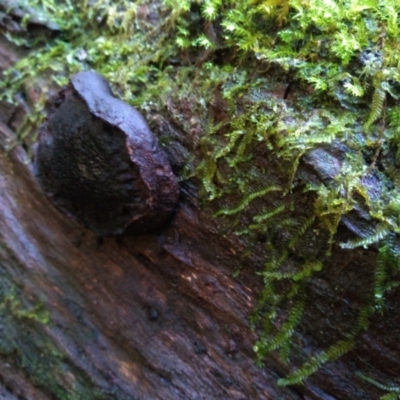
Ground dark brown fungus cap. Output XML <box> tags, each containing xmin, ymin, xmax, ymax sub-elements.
<box><xmin>34</xmin><ymin>70</ymin><xmax>179</xmax><ymax>236</ymax></box>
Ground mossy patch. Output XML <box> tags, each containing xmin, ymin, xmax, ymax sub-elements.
<box><xmin>1</xmin><ymin>0</ymin><xmax>400</xmax><ymax>387</ymax></box>
<box><xmin>0</xmin><ymin>244</ymin><xmax>110</xmax><ymax>399</ymax></box>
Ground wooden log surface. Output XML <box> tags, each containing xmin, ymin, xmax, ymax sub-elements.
<box><xmin>1</xmin><ymin>32</ymin><xmax>400</xmax><ymax>400</ymax></box>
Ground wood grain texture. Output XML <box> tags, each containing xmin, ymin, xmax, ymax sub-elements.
<box><xmin>1</xmin><ymin>33</ymin><xmax>400</xmax><ymax>400</ymax></box>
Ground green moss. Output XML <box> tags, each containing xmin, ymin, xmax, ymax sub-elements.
<box><xmin>357</xmin><ymin>373</ymin><xmax>400</xmax><ymax>400</ymax></box>
<box><xmin>0</xmin><ymin>275</ymin><xmax>107</xmax><ymax>399</ymax></box>
<box><xmin>2</xmin><ymin>0</ymin><xmax>400</xmax><ymax>388</ymax></box>
<box><xmin>0</xmin><ymin>243</ymin><xmax>128</xmax><ymax>399</ymax></box>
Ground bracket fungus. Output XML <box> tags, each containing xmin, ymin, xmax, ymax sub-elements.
<box><xmin>34</xmin><ymin>70</ymin><xmax>179</xmax><ymax>236</ymax></box>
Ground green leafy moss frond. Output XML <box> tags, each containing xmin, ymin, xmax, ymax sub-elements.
<box><xmin>364</xmin><ymin>87</ymin><xmax>386</xmax><ymax>131</ymax></box>
<box><xmin>279</xmin><ymin>304</ymin><xmax>374</xmax><ymax>386</ymax></box>
<box><xmin>357</xmin><ymin>373</ymin><xmax>400</xmax><ymax>400</ymax></box>
<box><xmin>340</xmin><ymin>223</ymin><xmax>392</xmax><ymax>249</ymax></box>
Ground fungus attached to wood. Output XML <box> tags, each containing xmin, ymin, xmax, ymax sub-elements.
<box><xmin>34</xmin><ymin>70</ymin><xmax>179</xmax><ymax>236</ymax></box>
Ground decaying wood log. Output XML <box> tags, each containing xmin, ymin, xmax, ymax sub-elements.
<box><xmin>1</xmin><ymin>28</ymin><xmax>400</xmax><ymax>400</ymax></box>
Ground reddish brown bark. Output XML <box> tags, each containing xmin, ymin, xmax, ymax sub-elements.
<box><xmin>1</xmin><ymin>34</ymin><xmax>399</xmax><ymax>400</ymax></box>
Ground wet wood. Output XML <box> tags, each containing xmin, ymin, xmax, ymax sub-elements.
<box><xmin>0</xmin><ymin>33</ymin><xmax>399</xmax><ymax>400</ymax></box>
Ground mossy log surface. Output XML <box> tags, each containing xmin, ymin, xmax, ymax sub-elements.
<box><xmin>0</xmin><ymin>35</ymin><xmax>400</xmax><ymax>400</ymax></box>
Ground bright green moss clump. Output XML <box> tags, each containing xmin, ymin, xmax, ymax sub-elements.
<box><xmin>2</xmin><ymin>0</ymin><xmax>400</xmax><ymax>388</ymax></box>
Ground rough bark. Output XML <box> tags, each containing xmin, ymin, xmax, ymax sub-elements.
<box><xmin>0</xmin><ymin>32</ymin><xmax>399</xmax><ymax>400</ymax></box>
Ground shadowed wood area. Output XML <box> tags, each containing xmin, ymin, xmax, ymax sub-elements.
<box><xmin>1</xmin><ymin>28</ymin><xmax>400</xmax><ymax>400</ymax></box>
<box><xmin>0</xmin><ymin>101</ymin><xmax>301</xmax><ymax>400</ymax></box>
